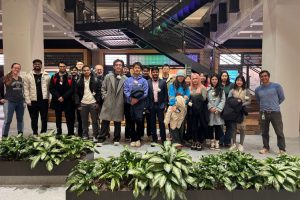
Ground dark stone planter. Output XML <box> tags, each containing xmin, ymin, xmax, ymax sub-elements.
<box><xmin>66</xmin><ymin>189</ymin><xmax>300</xmax><ymax>200</ymax></box>
<box><xmin>0</xmin><ymin>152</ymin><xmax>94</xmax><ymax>185</ymax></box>
<box><xmin>0</xmin><ymin>160</ymin><xmax>79</xmax><ymax>176</ymax></box>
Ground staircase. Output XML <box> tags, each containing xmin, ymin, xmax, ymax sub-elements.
<box><xmin>73</xmin><ymin>0</ymin><xmax>262</xmax><ymax>134</ymax></box>
<box><xmin>74</xmin><ymin>0</ymin><xmax>213</xmax><ymax>73</ymax></box>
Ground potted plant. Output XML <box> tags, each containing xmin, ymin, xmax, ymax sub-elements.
<box><xmin>0</xmin><ymin>132</ymin><xmax>98</xmax><ymax>177</ymax></box>
<box><xmin>66</xmin><ymin>142</ymin><xmax>300</xmax><ymax>200</ymax></box>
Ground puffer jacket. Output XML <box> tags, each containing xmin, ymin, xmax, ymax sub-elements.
<box><xmin>23</xmin><ymin>71</ymin><xmax>50</xmax><ymax>104</ymax></box>
<box><xmin>164</xmin><ymin>96</ymin><xmax>187</xmax><ymax>130</ymax></box>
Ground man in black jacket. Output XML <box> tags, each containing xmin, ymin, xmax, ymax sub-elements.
<box><xmin>147</xmin><ymin>67</ymin><xmax>168</xmax><ymax>145</ymax></box>
<box><xmin>70</xmin><ymin>66</ymin><xmax>83</xmax><ymax>137</ymax></box>
<box><xmin>49</xmin><ymin>62</ymin><xmax>75</xmax><ymax>135</ymax></box>
<box><xmin>75</xmin><ymin>65</ymin><xmax>102</xmax><ymax>139</ymax></box>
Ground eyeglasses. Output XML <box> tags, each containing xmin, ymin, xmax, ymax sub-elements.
<box><xmin>260</xmin><ymin>75</ymin><xmax>269</xmax><ymax>78</ymax></box>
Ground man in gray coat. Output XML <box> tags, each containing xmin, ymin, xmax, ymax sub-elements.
<box><xmin>97</xmin><ymin>59</ymin><xmax>127</xmax><ymax>146</ymax></box>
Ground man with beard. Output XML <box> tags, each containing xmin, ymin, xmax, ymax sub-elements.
<box><xmin>24</xmin><ymin>59</ymin><xmax>50</xmax><ymax>135</ymax></box>
<box><xmin>70</xmin><ymin>66</ymin><xmax>83</xmax><ymax>137</ymax></box>
<box><xmin>147</xmin><ymin>67</ymin><xmax>168</xmax><ymax>145</ymax></box>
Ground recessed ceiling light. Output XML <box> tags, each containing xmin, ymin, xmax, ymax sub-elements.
<box><xmin>63</xmin><ymin>32</ymin><xmax>67</xmax><ymax>35</ymax></box>
<box><xmin>250</xmin><ymin>18</ymin><xmax>253</xmax><ymax>22</ymax></box>
<box><xmin>51</xmin><ymin>24</ymin><xmax>55</xmax><ymax>28</ymax></box>
<box><xmin>250</xmin><ymin>25</ymin><xmax>253</xmax><ymax>28</ymax></box>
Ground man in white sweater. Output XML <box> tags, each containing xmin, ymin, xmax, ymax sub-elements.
<box><xmin>24</xmin><ymin>59</ymin><xmax>50</xmax><ymax>135</ymax></box>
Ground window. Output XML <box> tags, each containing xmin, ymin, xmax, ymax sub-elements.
<box><xmin>219</xmin><ymin>54</ymin><xmax>241</xmax><ymax>65</ymax></box>
<box><xmin>104</xmin><ymin>54</ymin><xmax>127</xmax><ymax>66</ymax></box>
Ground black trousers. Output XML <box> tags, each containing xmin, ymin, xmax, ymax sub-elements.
<box><xmin>150</xmin><ymin>103</ymin><xmax>166</xmax><ymax>142</ymax></box>
<box><xmin>208</xmin><ymin>125</ymin><xmax>224</xmax><ymax>140</ymax></box>
<box><xmin>142</xmin><ymin>111</ymin><xmax>151</xmax><ymax>137</ymax></box>
<box><xmin>190</xmin><ymin>115</ymin><xmax>206</xmax><ymax>143</ymax></box>
<box><xmin>55</xmin><ymin>104</ymin><xmax>75</xmax><ymax>135</ymax></box>
<box><xmin>27</xmin><ymin>100</ymin><xmax>48</xmax><ymax>135</ymax></box>
<box><xmin>98</xmin><ymin>120</ymin><xmax>121</xmax><ymax>142</ymax></box>
<box><xmin>130</xmin><ymin>119</ymin><xmax>143</xmax><ymax>142</ymax></box>
<box><xmin>124</xmin><ymin>103</ymin><xmax>132</xmax><ymax>139</ymax></box>
<box><xmin>75</xmin><ymin>109</ymin><xmax>83</xmax><ymax>137</ymax></box>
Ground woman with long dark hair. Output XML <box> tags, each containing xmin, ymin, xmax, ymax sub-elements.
<box><xmin>207</xmin><ymin>73</ymin><xmax>225</xmax><ymax>150</ymax></box>
<box><xmin>219</xmin><ymin>71</ymin><xmax>234</xmax><ymax>147</ymax></box>
<box><xmin>2</xmin><ymin>63</ymin><xmax>25</xmax><ymax>137</ymax></box>
<box><xmin>228</xmin><ymin>75</ymin><xmax>251</xmax><ymax>151</ymax></box>
<box><xmin>187</xmin><ymin>73</ymin><xmax>208</xmax><ymax>150</ymax></box>
<box><xmin>167</xmin><ymin>70</ymin><xmax>190</xmax><ymax>147</ymax></box>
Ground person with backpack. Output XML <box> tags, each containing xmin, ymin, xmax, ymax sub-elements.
<box><xmin>49</xmin><ymin>61</ymin><xmax>75</xmax><ymax>135</ymax></box>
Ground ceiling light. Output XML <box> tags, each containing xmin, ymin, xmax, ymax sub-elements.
<box><xmin>250</xmin><ymin>18</ymin><xmax>253</xmax><ymax>22</ymax></box>
<box><xmin>51</xmin><ymin>24</ymin><xmax>55</xmax><ymax>28</ymax></box>
<box><xmin>250</xmin><ymin>25</ymin><xmax>253</xmax><ymax>28</ymax></box>
<box><xmin>63</xmin><ymin>32</ymin><xmax>67</xmax><ymax>35</ymax></box>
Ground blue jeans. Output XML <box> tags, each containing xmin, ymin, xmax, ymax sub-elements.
<box><xmin>2</xmin><ymin>100</ymin><xmax>25</xmax><ymax>137</ymax></box>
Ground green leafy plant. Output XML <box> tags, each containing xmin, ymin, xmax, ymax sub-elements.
<box><xmin>0</xmin><ymin>134</ymin><xmax>35</xmax><ymax>160</ymax></box>
<box><xmin>67</xmin><ymin>148</ymin><xmax>142</xmax><ymax>195</ymax></box>
<box><xmin>192</xmin><ymin>151</ymin><xmax>264</xmax><ymax>191</ymax></box>
<box><xmin>66</xmin><ymin>144</ymin><xmax>300</xmax><ymax>200</ymax></box>
<box><xmin>0</xmin><ymin>132</ymin><xmax>98</xmax><ymax>172</ymax></box>
<box><xmin>30</xmin><ymin>132</ymin><xmax>98</xmax><ymax>171</ymax></box>
<box><xmin>129</xmin><ymin>141</ymin><xmax>196</xmax><ymax>200</ymax></box>
<box><xmin>67</xmin><ymin>158</ymin><xmax>107</xmax><ymax>195</ymax></box>
<box><xmin>260</xmin><ymin>155</ymin><xmax>300</xmax><ymax>192</ymax></box>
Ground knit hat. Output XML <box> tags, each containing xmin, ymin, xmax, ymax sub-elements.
<box><xmin>176</xmin><ymin>70</ymin><xmax>185</xmax><ymax>77</ymax></box>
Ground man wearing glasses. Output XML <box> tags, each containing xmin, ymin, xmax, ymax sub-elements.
<box><xmin>24</xmin><ymin>59</ymin><xmax>50</xmax><ymax>135</ymax></box>
<box><xmin>255</xmin><ymin>70</ymin><xmax>286</xmax><ymax>155</ymax></box>
<box><xmin>49</xmin><ymin>62</ymin><xmax>75</xmax><ymax>135</ymax></box>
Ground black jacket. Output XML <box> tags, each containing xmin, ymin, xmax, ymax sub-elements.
<box><xmin>49</xmin><ymin>73</ymin><xmax>74</xmax><ymax>110</ymax></box>
<box><xmin>75</xmin><ymin>74</ymin><xmax>102</xmax><ymax>105</ymax></box>
<box><xmin>188</xmin><ymin>94</ymin><xmax>209</xmax><ymax>126</ymax></box>
<box><xmin>221</xmin><ymin>97</ymin><xmax>246</xmax><ymax>123</ymax></box>
<box><xmin>147</xmin><ymin>79</ymin><xmax>168</xmax><ymax>110</ymax></box>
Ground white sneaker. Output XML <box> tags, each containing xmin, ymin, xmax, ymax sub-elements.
<box><xmin>237</xmin><ymin>144</ymin><xmax>244</xmax><ymax>152</ymax></box>
<box><xmin>135</xmin><ymin>140</ymin><xmax>141</xmax><ymax>147</ymax></box>
<box><xmin>114</xmin><ymin>142</ymin><xmax>120</xmax><ymax>146</ymax></box>
<box><xmin>215</xmin><ymin>140</ymin><xmax>220</xmax><ymax>150</ymax></box>
<box><xmin>93</xmin><ymin>137</ymin><xmax>98</xmax><ymax>143</ymax></box>
<box><xmin>229</xmin><ymin>143</ymin><xmax>237</xmax><ymax>151</ymax></box>
<box><xmin>130</xmin><ymin>142</ymin><xmax>136</xmax><ymax>147</ymax></box>
<box><xmin>210</xmin><ymin>139</ymin><xmax>215</xmax><ymax>149</ymax></box>
<box><xmin>96</xmin><ymin>142</ymin><xmax>103</xmax><ymax>147</ymax></box>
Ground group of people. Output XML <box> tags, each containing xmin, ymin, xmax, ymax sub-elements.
<box><xmin>0</xmin><ymin>58</ymin><xmax>286</xmax><ymax>154</ymax></box>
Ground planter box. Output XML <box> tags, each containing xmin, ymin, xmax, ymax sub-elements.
<box><xmin>0</xmin><ymin>152</ymin><xmax>94</xmax><ymax>185</ymax></box>
<box><xmin>66</xmin><ymin>189</ymin><xmax>300</xmax><ymax>200</ymax></box>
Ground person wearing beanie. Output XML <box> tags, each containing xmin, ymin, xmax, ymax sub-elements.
<box><xmin>168</xmin><ymin>69</ymin><xmax>190</xmax><ymax>148</ymax></box>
